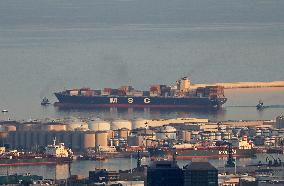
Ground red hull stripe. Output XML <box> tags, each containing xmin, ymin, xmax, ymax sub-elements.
<box><xmin>0</xmin><ymin>161</ymin><xmax>57</xmax><ymax>166</ymax></box>
<box><xmin>54</xmin><ymin>102</ymin><xmax>212</xmax><ymax>109</ymax></box>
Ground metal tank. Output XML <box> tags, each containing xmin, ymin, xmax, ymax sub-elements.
<box><xmin>25</xmin><ymin>131</ymin><xmax>32</xmax><ymax>149</ymax></box>
<box><xmin>156</xmin><ymin>126</ymin><xmax>177</xmax><ymax>140</ymax></box>
<box><xmin>88</xmin><ymin>120</ymin><xmax>111</xmax><ymax>131</ymax></box>
<box><xmin>4</xmin><ymin>125</ymin><xmax>16</xmax><ymax>132</ymax></box>
<box><xmin>38</xmin><ymin>131</ymin><xmax>48</xmax><ymax>147</ymax></box>
<box><xmin>71</xmin><ymin>132</ymin><xmax>81</xmax><ymax>151</ymax></box>
<box><xmin>63</xmin><ymin>132</ymin><xmax>72</xmax><ymax>148</ymax></box>
<box><xmin>128</xmin><ymin>135</ymin><xmax>144</xmax><ymax>147</ymax></box>
<box><xmin>0</xmin><ymin>132</ymin><xmax>8</xmax><ymax>147</ymax></box>
<box><xmin>118</xmin><ymin>128</ymin><xmax>130</xmax><ymax>139</ymax></box>
<box><xmin>221</xmin><ymin>132</ymin><xmax>231</xmax><ymax>140</ymax></box>
<box><xmin>132</xmin><ymin>118</ymin><xmax>149</xmax><ymax>129</ymax></box>
<box><xmin>263</xmin><ymin>129</ymin><xmax>270</xmax><ymax>137</ymax></box>
<box><xmin>31</xmin><ymin>131</ymin><xmax>39</xmax><ymax>148</ymax></box>
<box><xmin>66</xmin><ymin>121</ymin><xmax>88</xmax><ymax>131</ymax></box>
<box><xmin>181</xmin><ymin>131</ymin><xmax>191</xmax><ymax>142</ymax></box>
<box><xmin>19</xmin><ymin>131</ymin><xmax>26</xmax><ymax>149</ymax></box>
<box><xmin>83</xmin><ymin>131</ymin><xmax>96</xmax><ymax>149</ymax></box>
<box><xmin>209</xmin><ymin>132</ymin><xmax>215</xmax><ymax>141</ymax></box>
<box><xmin>95</xmin><ymin>131</ymin><xmax>108</xmax><ymax>147</ymax></box>
<box><xmin>111</xmin><ymin>120</ymin><xmax>132</xmax><ymax>130</ymax></box>
<box><xmin>55</xmin><ymin>132</ymin><xmax>64</xmax><ymax>144</ymax></box>
<box><xmin>256</xmin><ymin>129</ymin><xmax>262</xmax><ymax>136</ymax></box>
<box><xmin>19</xmin><ymin>123</ymin><xmax>35</xmax><ymax>131</ymax></box>
<box><xmin>47</xmin><ymin>132</ymin><xmax>56</xmax><ymax>146</ymax></box>
<box><xmin>43</xmin><ymin>124</ymin><xmax>67</xmax><ymax>131</ymax></box>
<box><xmin>215</xmin><ymin>132</ymin><xmax>222</xmax><ymax>141</ymax></box>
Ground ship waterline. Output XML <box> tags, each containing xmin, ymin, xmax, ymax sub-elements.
<box><xmin>54</xmin><ymin>93</ymin><xmax>227</xmax><ymax>109</ymax></box>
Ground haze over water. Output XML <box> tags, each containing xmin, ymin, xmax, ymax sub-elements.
<box><xmin>0</xmin><ymin>0</ymin><xmax>284</xmax><ymax>120</ymax></box>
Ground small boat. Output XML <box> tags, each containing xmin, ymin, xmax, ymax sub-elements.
<box><xmin>1</xmin><ymin>110</ymin><xmax>8</xmax><ymax>113</ymax></box>
<box><xmin>41</xmin><ymin>97</ymin><xmax>50</xmax><ymax>106</ymax></box>
<box><xmin>256</xmin><ymin>100</ymin><xmax>268</xmax><ymax>110</ymax></box>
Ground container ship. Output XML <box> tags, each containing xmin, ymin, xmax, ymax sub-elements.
<box><xmin>54</xmin><ymin>77</ymin><xmax>227</xmax><ymax>109</ymax></box>
<box><xmin>148</xmin><ymin>137</ymin><xmax>256</xmax><ymax>159</ymax></box>
<box><xmin>0</xmin><ymin>139</ymin><xmax>73</xmax><ymax>166</ymax></box>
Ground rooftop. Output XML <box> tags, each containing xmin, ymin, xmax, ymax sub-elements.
<box><xmin>185</xmin><ymin>162</ymin><xmax>217</xmax><ymax>171</ymax></box>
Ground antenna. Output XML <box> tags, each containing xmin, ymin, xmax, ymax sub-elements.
<box><xmin>53</xmin><ymin>137</ymin><xmax>57</xmax><ymax>146</ymax></box>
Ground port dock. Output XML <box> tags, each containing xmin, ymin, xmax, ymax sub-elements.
<box><xmin>191</xmin><ymin>80</ymin><xmax>284</xmax><ymax>89</ymax></box>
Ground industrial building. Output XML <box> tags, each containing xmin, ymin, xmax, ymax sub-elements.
<box><xmin>146</xmin><ymin>160</ymin><xmax>184</xmax><ymax>186</ymax></box>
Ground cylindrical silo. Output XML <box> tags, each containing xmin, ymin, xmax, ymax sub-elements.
<box><xmin>182</xmin><ymin>131</ymin><xmax>191</xmax><ymax>142</ymax></box>
<box><xmin>25</xmin><ymin>131</ymin><xmax>32</xmax><ymax>149</ymax></box>
<box><xmin>132</xmin><ymin>119</ymin><xmax>149</xmax><ymax>129</ymax></box>
<box><xmin>88</xmin><ymin>120</ymin><xmax>111</xmax><ymax>131</ymax></box>
<box><xmin>39</xmin><ymin>131</ymin><xmax>47</xmax><ymax>147</ymax></box>
<box><xmin>71</xmin><ymin>132</ymin><xmax>81</xmax><ymax>151</ymax></box>
<box><xmin>63</xmin><ymin>132</ymin><xmax>72</xmax><ymax>148</ymax></box>
<box><xmin>47</xmin><ymin>132</ymin><xmax>55</xmax><ymax>145</ymax></box>
<box><xmin>66</xmin><ymin>121</ymin><xmax>88</xmax><ymax>131</ymax></box>
<box><xmin>95</xmin><ymin>131</ymin><xmax>108</xmax><ymax>147</ymax></box>
<box><xmin>55</xmin><ymin>132</ymin><xmax>64</xmax><ymax>144</ymax></box>
<box><xmin>4</xmin><ymin>125</ymin><xmax>16</xmax><ymax>132</ymax></box>
<box><xmin>118</xmin><ymin>128</ymin><xmax>130</xmax><ymax>139</ymax></box>
<box><xmin>44</xmin><ymin>124</ymin><xmax>67</xmax><ymax>131</ymax></box>
<box><xmin>215</xmin><ymin>132</ymin><xmax>222</xmax><ymax>141</ymax></box>
<box><xmin>31</xmin><ymin>131</ymin><xmax>39</xmax><ymax>148</ymax></box>
<box><xmin>83</xmin><ymin>131</ymin><xmax>96</xmax><ymax>149</ymax></box>
<box><xmin>156</xmin><ymin>126</ymin><xmax>176</xmax><ymax>140</ymax></box>
<box><xmin>0</xmin><ymin>132</ymin><xmax>8</xmax><ymax>147</ymax></box>
<box><xmin>111</xmin><ymin>120</ymin><xmax>132</xmax><ymax>130</ymax></box>
<box><xmin>209</xmin><ymin>132</ymin><xmax>215</xmax><ymax>141</ymax></box>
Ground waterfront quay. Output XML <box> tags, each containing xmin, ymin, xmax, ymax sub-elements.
<box><xmin>0</xmin><ymin>116</ymin><xmax>284</xmax><ymax>185</ymax></box>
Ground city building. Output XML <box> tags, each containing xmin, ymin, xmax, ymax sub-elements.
<box><xmin>276</xmin><ymin>116</ymin><xmax>284</xmax><ymax>129</ymax></box>
<box><xmin>146</xmin><ymin>160</ymin><xmax>183</xmax><ymax>186</ymax></box>
<box><xmin>183</xmin><ymin>162</ymin><xmax>218</xmax><ymax>186</ymax></box>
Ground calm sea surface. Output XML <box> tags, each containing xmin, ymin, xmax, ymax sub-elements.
<box><xmin>0</xmin><ymin>0</ymin><xmax>284</xmax><ymax>178</ymax></box>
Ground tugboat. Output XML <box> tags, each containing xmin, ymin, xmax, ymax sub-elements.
<box><xmin>256</xmin><ymin>100</ymin><xmax>268</xmax><ymax>110</ymax></box>
<box><xmin>41</xmin><ymin>97</ymin><xmax>50</xmax><ymax>106</ymax></box>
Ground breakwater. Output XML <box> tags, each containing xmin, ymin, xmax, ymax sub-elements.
<box><xmin>191</xmin><ymin>81</ymin><xmax>284</xmax><ymax>89</ymax></box>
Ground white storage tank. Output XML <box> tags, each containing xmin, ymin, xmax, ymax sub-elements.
<box><xmin>156</xmin><ymin>126</ymin><xmax>176</xmax><ymax>140</ymax></box>
<box><xmin>4</xmin><ymin>125</ymin><xmax>16</xmax><ymax>132</ymax></box>
<box><xmin>66</xmin><ymin>121</ymin><xmax>88</xmax><ymax>131</ymax></box>
<box><xmin>88</xmin><ymin>120</ymin><xmax>111</xmax><ymax>131</ymax></box>
<box><xmin>132</xmin><ymin>118</ymin><xmax>149</xmax><ymax>129</ymax></box>
<box><xmin>95</xmin><ymin>131</ymin><xmax>108</xmax><ymax>147</ymax></box>
<box><xmin>83</xmin><ymin>131</ymin><xmax>96</xmax><ymax>149</ymax></box>
<box><xmin>256</xmin><ymin>129</ymin><xmax>262</xmax><ymax>136</ymax></box>
<box><xmin>111</xmin><ymin>120</ymin><xmax>132</xmax><ymax>130</ymax></box>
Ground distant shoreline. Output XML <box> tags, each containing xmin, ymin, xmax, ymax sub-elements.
<box><xmin>191</xmin><ymin>81</ymin><xmax>284</xmax><ymax>89</ymax></box>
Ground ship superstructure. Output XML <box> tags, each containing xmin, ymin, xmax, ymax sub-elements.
<box><xmin>54</xmin><ymin>77</ymin><xmax>227</xmax><ymax>109</ymax></box>
<box><xmin>45</xmin><ymin>138</ymin><xmax>73</xmax><ymax>158</ymax></box>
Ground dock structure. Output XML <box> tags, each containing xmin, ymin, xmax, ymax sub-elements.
<box><xmin>191</xmin><ymin>81</ymin><xmax>284</xmax><ymax>89</ymax></box>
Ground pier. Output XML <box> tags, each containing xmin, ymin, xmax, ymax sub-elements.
<box><xmin>191</xmin><ymin>81</ymin><xmax>284</xmax><ymax>89</ymax></box>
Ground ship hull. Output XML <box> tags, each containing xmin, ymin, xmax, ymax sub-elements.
<box><xmin>54</xmin><ymin>93</ymin><xmax>226</xmax><ymax>109</ymax></box>
<box><xmin>176</xmin><ymin>149</ymin><xmax>256</xmax><ymax>159</ymax></box>
<box><xmin>0</xmin><ymin>157</ymin><xmax>72</xmax><ymax>167</ymax></box>
<box><xmin>148</xmin><ymin>148</ymin><xmax>256</xmax><ymax>159</ymax></box>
